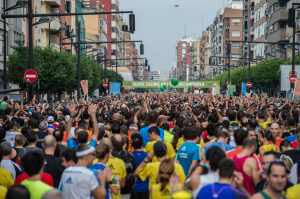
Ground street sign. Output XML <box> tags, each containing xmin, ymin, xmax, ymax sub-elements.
<box><xmin>289</xmin><ymin>74</ymin><xmax>297</xmax><ymax>83</ymax></box>
<box><xmin>102</xmin><ymin>82</ymin><xmax>108</xmax><ymax>88</ymax></box>
<box><xmin>246</xmin><ymin>82</ymin><xmax>252</xmax><ymax>88</ymax></box>
<box><xmin>24</xmin><ymin>70</ymin><xmax>38</xmax><ymax>83</ymax></box>
<box><xmin>227</xmin><ymin>84</ymin><xmax>229</xmax><ymax>89</ymax></box>
<box><xmin>103</xmin><ymin>78</ymin><xmax>108</xmax><ymax>82</ymax></box>
<box><xmin>289</xmin><ymin>71</ymin><xmax>297</xmax><ymax>77</ymax></box>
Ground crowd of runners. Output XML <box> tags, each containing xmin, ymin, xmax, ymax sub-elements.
<box><xmin>0</xmin><ymin>93</ymin><xmax>299</xmax><ymax>199</ymax></box>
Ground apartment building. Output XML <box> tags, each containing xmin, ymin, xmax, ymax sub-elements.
<box><xmin>253</xmin><ymin>0</ymin><xmax>267</xmax><ymax>59</ymax></box>
<box><xmin>191</xmin><ymin>40</ymin><xmax>201</xmax><ymax>80</ymax></box>
<box><xmin>149</xmin><ymin>71</ymin><xmax>160</xmax><ymax>81</ymax></box>
<box><xmin>265</xmin><ymin>0</ymin><xmax>288</xmax><ymax>59</ymax></box>
<box><xmin>202</xmin><ymin>28</ymin><xmax>211</xmax><ymax>79</ymax></box>
<box><xmin>243</xmin><ymin>0</ymin><xmax>255</xmax><ymax>64</ymax></box>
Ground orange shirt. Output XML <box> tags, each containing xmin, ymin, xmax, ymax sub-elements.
<box><xmin>86</xmin><ymin>130</ymin><xmax>93</xmax><ymax>142</ymax></box>
<box><xmin>269</xmin><ymin>138</ymin><xmax>284</xmax><ymax>148</ymax></box>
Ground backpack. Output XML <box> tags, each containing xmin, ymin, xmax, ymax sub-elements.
<box><xmin>112</xmin><ymin>149</ymin><xmax>136</xmax><ymax>194</ymax></box>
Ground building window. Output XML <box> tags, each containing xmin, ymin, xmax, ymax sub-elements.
<box><xmin>232</xmin><ymin>19</ymin><xmax>240</xmax><ymax>25</ymax></box>
<box><xmin>232</xmin><ymin>54</ymin><xmax>240</xmax><ymax>60</ymax></box>
<box><xmin>111</xmin><ymin>27</ymin><xmax>116</xmax><ymax>32</ymax></box>
<box><xmin>232</xmin><ymin>42</ymin><xmax>239</xmax><ymax>48</ymax></box>
<box><xmin>232</xmin><ymin>30</ymin><xmax>241</xmax><ymax>37</ymax></box>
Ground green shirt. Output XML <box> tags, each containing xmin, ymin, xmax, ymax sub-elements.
<box><xmin>164</xmin><ymin>130</ymin><xmax>174</xmax><ymax>143</ymax></box>
<box><xmin>0</xmin><ymin>102</ymin><xmax>7</xmax><ymax>110</ymax></box>
<box><xmin>21</xmin><ymin>180</ymin><xmax>53</xmax><ymax>199</ymax></box>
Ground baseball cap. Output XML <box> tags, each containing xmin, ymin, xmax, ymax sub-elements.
<box><xmin>121</xmin><ymin>104</ymin><xmax>126</xmax><ymax>108</ymax></box>
<box><xmin>47</xmin><ymin>116</ymin><xmax>54</xmax><ymax>123</ymax></box>
<box><xmin>153</xmin><ymin>141</ymin><xmax>167</xmax><ymax>157</ymax></box>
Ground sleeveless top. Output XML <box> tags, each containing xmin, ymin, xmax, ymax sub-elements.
<box><xmin>259</xmin><ymin>191</ymin><xmax>287</xmax><ymax>199</ymax></box>
<box><xmin>232</xmin><ymin>155</ymin><xmax>255</xmax><ymax>195</ymax></box>
<box><xmin>151</xmin><ymin>183</ymin><xmax>181</xmax><ymax>199</ymax></box>
<box><xmin>0</xmin><ymin>102</ymin><xmax>7</xmax><ymax>110</ymax></box>
<box><xmin>89</xmin><ymin>163</ymin><xmax>111</xmax><ymax>199</ymax></box>
<box><xmin>192</xmin><ymin>172</ymin><xmax>220</xmax><ymax>199</ymax></box>
<box><xmin>259</xmin><ymin>144</ymin><xmax>276</xmax><ymax>157</ymax></box>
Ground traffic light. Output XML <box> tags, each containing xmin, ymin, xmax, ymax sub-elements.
<box><xmin>226</xmin><ymin>43</ymin><xmax>231</xmax><ymax>55</ymax></box>
<box><xmin>129</xmin><ymin>14</ymin><xmax>135</xmax><ymax>33</ymax></box>
<box><xmin>148</xmin><ymin>65</ymin><xmax>150</xmax><ymax>72</ymax></box>
<box><xmin>140</xmin><ymin>44</ymin><xmax>144</xmax><ymax>55</ymax></box>
<box><xmin>66</xmin><ymin>26</ymin><xmax>71</xmax><ymax>38</ymax></box>
<box><xmin>20</xmin><ymin>83</ymin><xmax>27</xmax><ymax>90</ymax></box>
<box><xmin>209</xmin><ymin>57</ymin><xmax>212</xmax><ymax>65</ymax></box>
<box><xmin>288</xmin><ymin>8</ymin><xmax>295</xmax><ymax>27</ymax></box>
<box><xmin>32</xmin><ymin>85</ymin><xmax>37</xmax><ymax>96</ymax></box>
<box><xmin>145</xmin><ymin>59</ymin><xmax>148</xmax><ymax>66</ymax></box>
<box><xmin>194</xmin><ymin>66</ymin><xmax>197</xmax><ymax>71</ymax></box>
<box><xmin>122</xmin><ymin>25</ymin><xmax>128</xmax><ymax>31</ymax></box>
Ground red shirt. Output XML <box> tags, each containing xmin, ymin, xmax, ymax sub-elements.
<box><xmin>227</xmin><ymin>149</ymin><xmax>263</xmax><ymax>172</ymax></box>
<box><xmin>292</xmin><ymin>141</ymin><xmax>298</xmax><ymax>149</ymax></box>
<box><xmin>202</xmin><ymin>130</ymin><xmax>208</xmax><ymax>140</ymax></box>
<box><xmin>53</xmin><ymin>123</ymin><xmax>59</xmax><ymax>128</ymax></box>
<box><xmin>15</xmin><ymin>172</ymin><xmax>54</xmax><ymax>187</ymax></box>
<box><xmin>168</xmin><ymin>123</ymin><xmax>173</xmax><ymax>129</ymax></box>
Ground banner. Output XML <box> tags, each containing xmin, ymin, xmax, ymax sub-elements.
<box><xmin>242</xmin><ymin>82</ymin><xmax>246</xmax><ymax>95</ymax></box>
<box><xmin>122</xmin><ymin>81</ymin><xmax>218</xmax><ymax>88</ymax></box>
<box><xmin>111</xmin><ymin>82</ymin><xmax>121</xmax><ymax>94</ymax></box>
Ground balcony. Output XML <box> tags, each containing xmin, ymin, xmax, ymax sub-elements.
<box><xmin>250</xmin><ymin>27</ymin><xmax>254</xmax><ymax>35</ymax></box>
<box><xmin>40</xmin><ymin>17</ymin><xmax>60</xmax><ymax>31</ymax></box>
<box><xmin>43</xmin><ymin>0</ymin><xmax>60</xmax><ymax>6</ymax></box>
<box><xmin>267</xmin><ymin>8</ymin><xmax>288</xmax><ymax>27</ymax></box>
<box><xmin>267</xmin><ymin>28</ymin><xmax>287</xmax><ymax>42</ymax></box>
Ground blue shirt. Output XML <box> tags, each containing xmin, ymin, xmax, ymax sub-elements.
<box><xmin>67</xmin><ymin>138</ymin><xmax>97</xmax><ymax>149</ymax></box>
<box><xmin>198</xmin><ymin>183</ymin><xmax>247</xmax><ymax>199</ymax></box>
<box><xmin>47</xmin><ymin>125</ymin><xmax>57</xmax><ymax>130</ymax></box>
<box><xmin>177</xmin><ymin>142</ymin><xmax>200</xmax><ymax>175</ymax></box>
<box><xmin>131</xmin><ymin>151</ymin><xmax>149</xmax><ymax>192</ymax></box>
<box><xmin>286</xmin><ymin>135</ymin><xmax>296</xmax><ymax>142</ymax></box>
<box><xmin>139</xmin><ymin>126</ymin><xmax>164</xmax><ymax>147</ymax></box>
<box><xmin>205</xmin><ymin>142</ymin><xmax>235</xmax><ymax>157</ymax></box>
<box><xmin>89</xmin><ymin>163</ymin><xmax>110</xmax><ymax>199</ymax></box>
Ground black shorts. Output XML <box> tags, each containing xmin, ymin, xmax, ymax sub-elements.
<box><xmin>130</xmin><ymin>190</ymin><xmax>149</xmax><ymax>199</ymax></box>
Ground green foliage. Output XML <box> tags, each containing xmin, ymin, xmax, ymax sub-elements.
<box><xmin>7</xmin><ymin>41</ymin><xmax>123</xmax><ymax>96</ymax></box>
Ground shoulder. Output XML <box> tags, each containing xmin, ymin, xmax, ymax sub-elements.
<box><xmin>139</xmin><ymin>127</ymin><xmax>149</xmax><ymax>133</ymax></box>
<box><xmin>251</xmin><ymin>192</ymin><xmax>265</xmax><ymax>199</ymax></box>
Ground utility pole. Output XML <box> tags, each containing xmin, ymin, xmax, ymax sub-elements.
<box><xmin>28</xmin><ymin>0</ymin><xmax>33</xmax><ymax>101</ymax></box>
<box><xmin>77</xmin><ymin>22</ymin><xmax>81</xmax><ymax>99</ymax></box>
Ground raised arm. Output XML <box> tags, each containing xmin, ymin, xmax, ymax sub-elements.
<box><xmin>89</xmin><ymin>104</ymin><xmax>99</xmax><ymax>141</ymax></box>
<box><xmin>66</xmin><ymin>104</ymin><xmax>77</xmax><ymax>139</ymax></box>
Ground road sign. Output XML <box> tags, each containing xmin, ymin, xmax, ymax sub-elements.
<box><xmin>227</xmin><ymin>84</ymin><xmax>229</xmax><ymax>89</ymax></box>
<box><xmin>289</xmin><ymin>74</ymin><xmax>297</xmax><ymax>83</ymax></box>
<box><xmin>246</xmin><ymin>82</ymin><xmax>252</xmax><ymax>88</ymax></box>
<box><xmin>102</xmin><ymin>82</ymin><xmax>108</xmax><ymax>88</ymax></box>
<box><xmin>24</xmin><ymin>70</ymin><xmax>38</xmax><ymax>83</ymax></box>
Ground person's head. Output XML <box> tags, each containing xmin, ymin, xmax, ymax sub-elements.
<box><xmin>247</xmin><ymin>128</ymin><xmax>256</xmax><ymax>139</ymax></box>
<box><xmin>262</xmin><ymin>151</ymin><xmax>279</xmax><ymax>174</ymax></box>
<box><xmin>82</xmin><ymin>110</ymin><xmax>90</xmax><ymax>120</ymax></box>
<box><xmin>279</xmin><ymin>140</ymin><xmax>293</xmax><ymax>153</ymax></box>
<box><xmin>120</xmin><ymin>126</ymin><xmax>128</xmax><ymax>136</ymax></box>
<box><xmin>53</xmin><ymin>128</ymin><xmax>64</xmax><ymax>142</ymax></box>
<box><xmin>131</xmin><ymin>133</ymin><xmax>143</xmax><ymax>150</ymax></box>
<box><xmin>206</xmin><ymin>123</ymin><xmax>215</xmax><ymax>137</ymax></box>
<box><xmin>28</xmin><ymin>118</ymin><xmax>39</xmax><ymax>130</ymax></box>
<box><xmin>61</xmin><ymin>148</ymin><xmax>78</xmax><ymax>168</ymax></box>
<box><xmin>240</xmin><ymin>116</ymin><xmax>248</xmax><ymax>127</ymax></box>
<box><xmin>182</xmin><ymin>126</ymin><xmax>197</xmax><ymax>141</ymax></box>
<box><xmin>111</xmin><ymin>123</ymin><xmax>121</xmax><ymax>134</ymax></box>
<box><xmin>5</xmin><ymin>184</ymin><xmax>30</xmax><ymax>199</ymax></box>
<box><xmin>42</xmin><ymin>135</ymin><xmax>57</xmax><ymax>150</ymax></box>
<box><xmin>280</xmin><ymin>155</ymin><xmax>293</xmax><ymax>172</ymax></box>
<box><xmin>47</xmin><ymin>116</ymin><xmax>55</xmax><ymax>124</ymax></box>
<box><xmin>191</xmin><ymin>126</ymin><xmax>203</xmax><ymax>144</ymax></box>
<box><xmin>15</xmin><ymin>134</ymin><xmax>25</xmax><ymax>147</ymax></box>
<box><xmin>147</xmin><ymin>126</ymin><xmax>160</xmax><ymax>141</ymax></box>
<box><xmin>148</xmin><ymin>111</ymin><xmax>159</xmax><ymax>124</ymax></box>
<box><xmin>153</xmin><ymin>141</ymin><xmax>167</xmax><ymax>158</ymax></box>
<box><xmin>0</xmin><ymin>128</ymin><xmax>6</xmax><ymax>140</ymax></box>
<box><xmin>258</xmin><ymin>128</ymin><xmax>275</xmax><ymax>144</ymax></box>
<box><xmin>206</xmin><ymin>146</ymin><xmax>226</xmax><ymax>172</ymax></box>
<box><xmin>26</xmin><ymin>130</ymin><xmax>38</xmax><ymax>144</ymax></box>
<box><xmin>216</xmin><ymin>131</ymin><xmax>229</xmax><ymax>142</ymax></box>
<box><xmin>242</xmin><ymin>137</ymin><xmax>257</xmax><ymax>154</ymax></box>
<box><xmin>39</xmin><ymin>121</ymin><xmax>47</xmax><ymax>131</ymax></box>
<box><xmin>218</xmin><ymin>159</ymin><xmax>236</xmax><ymax>179</ymax></box>
<box><xmin>270</xmin><ymin>123</ymin><xmax>280</xmax><ymax>138</ymax></box>
<box><xmin>228</xmin><ymin>110</ymin><xmax>236</xmax><ymax>121</ymax></box>
<box><xmin>158</xmin><ymin>159</ymin><xmax>174</xmax><ymax>191</ymax></box>
<box><xmin>265</xmin><ymin>160</ymin><xmax>287</xmax><ymax>193</ymax></box>
<box><xmin>111</xmin><ymin>134</ymin><xmax>124</xmax><ymax>149</ymax></box>
<box><xmin>95</xmin><ymin>143</ymin><xmax>110</xmax><ymax>162</ymax></box>
<box><xmin>161</xmin><ymin>123</ymin><xmax>170</xmax><ymax>132</ymax></box>
<box><xmin>129</xmin><ymin>124</ymin><xmax>139</xmax><ymax>134</ymax></box>
<box><xmin>0</xmin><ymin>141</ymin><xmax>12</xmax><ymax>157</ymax></box>
<box><xmin>208</xmin><ymin>113</ymin><xmax>218</xmax><ymax>123</ymax></box>
<box><xmin>286</xmin><ymin>116</ymin><xmax>296</xmax><ymax>128</ymax></box>
<box><xmin>3</xmin><ymin>96</ymin><xmax>8</xmax><ymax>102</ymax></box>
<box><xmin>77</xmin><ymin>131</ymin><xmax>89</xmax><ymax>144</ymax></box>
<box><xmin>76</xmin><ymin>144</ymin><xmax>96</xmax><ymax>167</ymax></box>
<box><xmin>22</xmin><ymin>151</ymin><xmax>45</xmax><ymax>177</ymax></box>
<box><xmin>234</xmin><ymin>128</ymin><xmax>247</xmax><ymax>146</ymax></box>
<box><xmin>41</xmin><ymin>189</ymin><xmax>64</xmax><ymax>199</ymax></box>
<box><xmin>258</xmin><ymin>110</ymin><xmax>266</xmax><ymax>119</ymax></box>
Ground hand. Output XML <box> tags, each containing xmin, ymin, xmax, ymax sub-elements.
<box><xmin>234</xmin><ymin>171</ymin><xmax>244</xmax><ymax>189</ymax></box>
<box><xmin>97</xmin><ymin>170</ymin><xmax>107</xmax><ymax>185</ymax></box>
<box><xmin>88</xmin><ymin>104</ymin><xmax>97</xmax><ymax>116</ymax></box>
<box><xmin>68</xmin><ymin>104</ymin><xmax>77</xmax><ymax>116</ymax></box>
<box><xmin>10</xmin><ymin>98</ymin><xmax>14</xmax><ymax>103</ymax></box>
<box><xmin>146</xmin><ymin>151</ymin><xmax>154</xmax><ymax>162</ymax></box>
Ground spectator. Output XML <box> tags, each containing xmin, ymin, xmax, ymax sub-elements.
<box><xmin>36</xmin><ymin>121</ymin><xmax>48</xmax><ymax>149</ymax></box>
<box><xmin>24</xmin><ymin>131</ymin><xmax>43</xmax><ymax>153</ymax></box>
<box><xmin>4</xmin><ymin>121</ymin><xmax>21</xmax><ymax>146</ymax></box>
<box><xmin>5</xmin><ymin>184</ymin><xmax>30</xmax><ymax>199</ymax></box>
<box><xmin>61</xmin><ymin>148</ymin><xmax>78</xmax><ymax>168</ymax></box>
<box><xmin>14</xmin><ymin>134</ymin><xmax>26</xmax><ymax>161</ymax></box>
<box><xmin>53</xmin><ymin>128</ymin><xmax>67</xmax><ymax>155</ymax></box>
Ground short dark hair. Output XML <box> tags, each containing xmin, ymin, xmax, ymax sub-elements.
<box><xmin>286</xmin><ymin>117</ymin><xmax>296</xmax><ymax>127</ymax></box>
<box><xmin>206</xmin><ymin>146</ymin><xmax>226</xmax><ymax>171</ymax></box>
<box><xmin>266</xmin><ymin>160</ymin><xmax>287</xmax><ymax>176</ymax></box>
<box><xmin>61</xmin><ymin>148</ymin><xmax>78</xmax><ymax>164</ymax></box>
<box><xmin>242</xmin><ymin>137</ymin><xmax>257</xmax><ymax>149</ymax></box>
<box><xmin>16</xmin><ymin>118</ymin><xmax>24</xmax><ymax>127</ymax></box>
<box><xmin>22</xmin><ymin>151</ymin><xmax>45</xmax><ymax>176</ymax></box>
<box><xmin>207</xmin><ymin>123</ymin><xmax>215</xmax><ymax>136</ymax></box>
<box><xmin>208</xmin><ymin>113</ymin><xmax>218</xmax><ymax>123</ymax></box>
<box><xmin>228</xmin><ymin>111</ymin><xmax>236</xmax><ymax>121</ymax></box>
<box><xmin>183</xmin><ymin>126</ymin><xmax>196</xmax><ymax>140</ymax></box>
<box><xmin>234</xmin><ymin>128</ymin><xmax>247</xmax><ymax>146</ymax></box>
<box><xmin>77</xmin><ymin>131</ymin><xmax>89</xmax><ymax>144</ymax></box>
<box><xmin>263</xmin><ymin>151</ymin><xmax>279</xmax><ymax>159</ymax></box>
<box><xmin>161</xmin><ymin>123</ymin><xmax>170</xmax><ymax>131</ymax></box>
<box><xmin>111</xmin><ymin>123</ymin><xmax>121</xmax><ymax>134</ymax></box>
<box><xmin>120</xmin><ymin>126</ymin><xmax>128</xmax><ymax>135</ymax></box>
<box><xmin>0</xmin><ymin>128</ymin><xmax>6</xmax><ymax>140</ymax></box>
<box><xmin>280</xmin><ymin>140</ymin><xmax>292</xmax><ymax>150</ymax></box>
<box><xmin>217</xmin><ymin>131</ymin><xmax>229</xmax><ymax>139</ymax></box>
<box><xmin>131</xmin><ymin>133</ymin><xmax>143</xmax><ymax>149</ymax></box>
<box><xmin>26</xmin><ymin>130</ymin><xmax>37</xmax><ymax>143</ymax></box>
<box><xmin>148</xmin><ymin>126</ymin><xmax>160</xmax><ymax>136</ymax></box>
<box><xmin>258</xmin><ymin>110</ymin><xmax>266</xmax><ymax>119</ymax></box>
<box><xmin>28</xmin><ymin>118</ymin><xmax>39</xmax><ymax>129</ymax></box>
<box><xmin>53</xmin><ymin>129</ymin><xmax>64</xmax><ymax>142</ymax></box>
<box><xmin>5</xmin><ymin>184</ymin><xmax>30</xmax><ymax>199</ymax></box>
<box><xmin>82</xmin><ymin>110</ymin><xmax>90</xmax><ymax>119</ymax></box>
<box><xmin>176</xmin><ymin>117</ymin><xmax>184</xmax><ymax>128</ymax></box>
<box><xmin>219</xmin><ymin>159</ymin><xmax>236</xmax><ymax>178</ymax></box>
<box><xmin>111</xmin><ymin>134</ymin><xmax>124</xmax><ymax>149</ymax></box>
<box><xmin>148</xmin><ymin>111</ymin><xmax>159</xmax><ymax>124</ymax></box>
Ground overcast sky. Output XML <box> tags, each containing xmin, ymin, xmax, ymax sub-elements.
<box><xmin>120</xmin><ymin>0</ymin><xmax>226</xmax><ymax>73</ymax></box>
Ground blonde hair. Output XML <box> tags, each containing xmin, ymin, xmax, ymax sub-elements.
<box><xmin>15</xmin><ymin>134</ymin><xmax>25</xmax><ymax>146</ymax></box>
<box><xmin>280</xmin><ymin>155</ymin><xmax>293</xmax><ymax>171</ymax></box>
<box><xmin>159</xmin><ymin>159</ymin><xmax>174</xmax><ymax>191</ymax></box>
<box><xmin>95</xmin><ymin>143</ymin><xmax>110</xmax><ymax>159</ymax></box>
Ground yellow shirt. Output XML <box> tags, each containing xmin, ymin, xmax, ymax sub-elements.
<box><xmin>144</xmin><ymin>141</ymin><xmax>176</xmax><ymax>162</ymax></box>
<box><xmin>286</xmin><ymin>184</ymin><xmax>300</xmax><ymax>199</ymax></box>
<box><xmin>176</xmin><ymin>137</ymin><xmax>185</xmax><ymax>150</ymax></box>
<box><xmin>258</xmin><ymin>144</ymin><xmax>277</xmax><ymax>157</ymax></box>
<box><xmin>260</xmin><ymin>120</ymin><xmax>272</xmax><ymax>129</ymax></box>
<box><xmin>106</xmin><ymin>157</ymin><xmax>127</xmax><ymax>199</ymax></box>
<box><xmin>199</xmin><ymin>139</ymin><xmax>204</xmax><ymax>146</ymax></box>
<box><xmin>138</xmin><ymin>161</ymin><xmax>186</xmax><ymax>189</ymax></box>
<box><xmin>0</xmin><ymin>186</ymin><xmax>7</xmax><ymax>199</ymax></box>
<box><xmin>151</xmin><ymin>183</ymin><xmax>181</xmax><ymax>199</ymax></box>
<box><xmin>0</xmin><ymin>167</ymin><xmax>14</xmax><ymax>189</ymax></box>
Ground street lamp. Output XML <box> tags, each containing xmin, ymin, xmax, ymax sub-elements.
<box><xmin>273</xmin><ymin>48</ymin><xmax>286</xmax><ymax>60</ymax></box>
<box><xmin>33</xmin><ymin>17</ymin><xmax>53</xmax><ymax>26</ymax></box>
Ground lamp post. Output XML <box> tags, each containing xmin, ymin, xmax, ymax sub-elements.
<box><xmin>273</xmin><ymin>48</ymin><xmax>287</xmax><ymax>60</ymax></box>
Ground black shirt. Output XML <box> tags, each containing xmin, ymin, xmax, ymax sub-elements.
<box><xmin>58</xmin><ymin>144</ymin><xmax>67</xmax><ymax>155</ymax></box>
<box><xmin>282</xmin><ymin>149</ymin><xmax>300</xmax><ymax>164</ymax></box>
<box><xmin>256</xmin><ymin>179</ymin><xmax>294</xmax><ymax>193</ymax></box>
<box><xmin>36</xmin><ymin>131</ymin><xmax>48</xmax><ymax>149</ymax></box>
<box><xmin>282</xmin><ymin>132</ymin><xmax>290</xmax><ymax>139</ymax></box>
<box><xmin>44</xmin><ymin>154</ymin><xmax>64</xmax><ymax>188</ymax></box>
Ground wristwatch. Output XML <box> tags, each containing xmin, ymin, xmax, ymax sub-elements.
<box><xmin>143</xmin><ymin>158</ymin><xmax>149</xmax><ymax>163</ymax></box>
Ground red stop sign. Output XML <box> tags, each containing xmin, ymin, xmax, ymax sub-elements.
<box><xmin>246</xmin><ymin>82</ymin><xmax>252</xmax><ymax>88</ymax></box>
<box><xmin>24</xmin><ymin>70</ymin><xmax>38</xmax><ymax>83</ymax></box>
<box><xmin>102</xmin><ymin>82</ymin><xmax>108</xmax><ymax>88</ymax></box>
<box><xmin>289</xmin><ymin>74</ymin><xmax>297</xmax><ymax>83</ymax></box>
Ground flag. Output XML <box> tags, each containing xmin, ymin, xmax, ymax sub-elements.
<box><xmin>191</xmin><ymin>85</ymin><xmax>194</xmax><ymax>92</ymax></box>
<box><xmin>149</xmin><ymin>88</ymin><xmax>151</xmax><ymax>94</ymax></box>
<box><xmin>80</xmin><ymin>80</ymin><xmax>88</xmax><ymax>96</ymax></box>
<box><xmin>294</xmin><ymin>78</ymin><xmax>300</xmax><ymax>97</ymax></box>
<box><xmin>242</xmin><ymin>82</ymin><xmax>246</xmax><ymax>95</ymax></box>
<box><xmin>228</xmin><ymin>85</ymin><xmax>235</xmax><ymax>95</ymax></box>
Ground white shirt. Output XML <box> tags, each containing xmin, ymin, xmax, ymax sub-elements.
<box><xmin>59</xmin><ymin>165</ymin><xmax>99</xmax><ymax>199</ymax></box>
<box><xmin>5</xmin><ymin>131</ymin><xmax>21</xmax><ymax>146</ymax></box>
<box><xmin>192</xmin><ymin>172</ymin><xmax>220</xmax><ymax>199</ymax></box>
<box><xmin>289</xmin><ymin>163</ymin><xmax>298</xmax><ymax>185</ymax></box>
<box><xmin>0</xmin><ymin>159</ymin><xmax>21</xmax><ymax>180</ymax></box>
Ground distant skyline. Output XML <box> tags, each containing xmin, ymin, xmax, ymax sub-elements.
<box><xmin>120</xmin><ymin>0</ymin><xmax>227</xmax><ymax>72</ymax></box>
